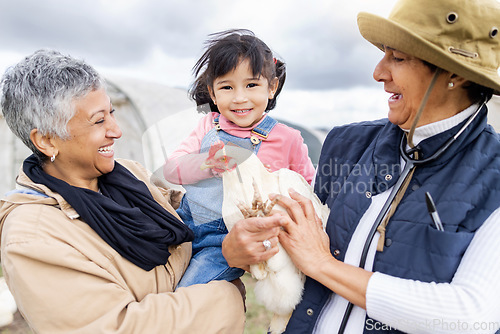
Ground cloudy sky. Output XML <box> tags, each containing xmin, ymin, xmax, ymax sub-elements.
<box><xmin>0</xmin><ymin>0</ymin><xmax>399</xmax><ymax>129</ymax></box>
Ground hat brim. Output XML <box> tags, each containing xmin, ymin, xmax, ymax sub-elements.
<box><xmin>357</xmin><ymin>12</ymin><xmax>500</xmax><ymax>95</ymax></box>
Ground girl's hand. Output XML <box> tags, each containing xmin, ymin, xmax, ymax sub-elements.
<box><xmin>200</xmin><ymin>141</ymin><xmax>237</xmax><ymax>175</ymax></box>
<box><xmin>210</xmin><ymin>147</ymin><xmax>237</xmax><ymax>174</ymax></box>
<box><xmin>222</xmin><ymin>215</ymin><xmax>283</xmax><ymax>271</ymax></box>
<box><xmin>271</xmin><ymin>189</ymin><xmax>332</xmax><ymax>278</ymax></box>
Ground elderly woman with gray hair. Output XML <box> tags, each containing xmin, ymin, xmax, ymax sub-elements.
<box><xmin>222</xmin><ymin>0</ymin><xmax>500</xmax><ymax>333</ymax></box>
<box><xmin>0</xmin><ymin>50</ymin><xmax>245</xmax><ymax>333</ymax></box>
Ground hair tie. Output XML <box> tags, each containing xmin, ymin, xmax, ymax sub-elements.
<box><xmin>273</xmin><ymin>57</ymin><xmax>277</xmax><ymax>64</ymax></box>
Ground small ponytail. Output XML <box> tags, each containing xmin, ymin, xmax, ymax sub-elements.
<box><xmin>266</xmin><ymin>58</ymin><xmax>286</xmax><ymax>111</ymax></box>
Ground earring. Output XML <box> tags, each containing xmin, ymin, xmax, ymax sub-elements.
<box><xmin>50</xmin><ymin>154</ymin><xmax>56</xmax><ymax>162</ymax></box>
<box><xmin>448</xmin><ymin>82</ymin><xmax>454</xmax><ymax>88</ymax></box>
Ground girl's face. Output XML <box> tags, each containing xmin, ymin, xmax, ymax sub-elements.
<box><xmin>50</xmin><ymin>88</ymin><xmax>122</xmax><ymax>189</ymax></box>
<box><xmin>209</xmin><ymin>58</ymin><xmax>278</xmax><ymax>128</ymax></box>
<box><xmin>373</xmin><ymin>47</ymin><xmax>454</xmax><ymax>130</ymax></box>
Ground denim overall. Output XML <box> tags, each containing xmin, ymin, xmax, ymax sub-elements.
<box><xmin>176</xmin><ymin>115</ymin><xmax>278</xmax><ymax>287</ymax></box>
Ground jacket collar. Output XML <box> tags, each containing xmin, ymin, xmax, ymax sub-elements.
<box><xmin>4</xmin><ymin>166</ymin><xmax>80</xmax><ymax>219</ymax></box>
<box><xmin>370</xmin><ymin>104</ymin><xmax>488</xmax><ymax>191</ymax></box>
<box><xmin>409</xmin><ymin>103</ymin><xmax>487</xmax><ymax>165</ymax></box>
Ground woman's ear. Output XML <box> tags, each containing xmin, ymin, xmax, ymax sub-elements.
<box><xmin>208</xmin><ymin>85</ymin><xmax>217</xmax><ymax>105</ymax></box>
<box><xmin>448</xmin><ymin>73</ymin><xmax>468</xmax><ymax>89</ymax></box>
<box><xmin>269</xmin><ymin>77</ymin><xmax>279</xmax><ymax>99</ymax></box>
<box><xmin>30</xmin><ymin>129</ymin><xmax>58</xmax><ymax>158</ymax></box>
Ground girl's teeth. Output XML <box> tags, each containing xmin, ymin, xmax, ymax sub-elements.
<box><xmin>233</xmin><ymin>109</ymin><xmax>250</xmax><ymax>113</ymax></box>
<box><xmin>390</xmin><ymin>94</ymin><xmax>402</xmax><ymax>100</ymax></box>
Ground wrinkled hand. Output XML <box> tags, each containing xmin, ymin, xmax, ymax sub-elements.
<box><xmin>271</xmin><ymin>189</ymin><xmax>331</xmax><ymax>277</ymax></box>
<box><xmin>222</xmin><ymin>215</ymin><xmax>283</xmax><ymax>271</ymax></box>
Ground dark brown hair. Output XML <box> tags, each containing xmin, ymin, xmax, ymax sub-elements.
<box><xmin>189</xmin><ymin>29</ymin><xmax>286</xmax><ymax>113</ymax></box>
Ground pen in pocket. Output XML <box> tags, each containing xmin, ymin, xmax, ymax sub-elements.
<box><xmin>425</xmin><ymin>192</ymin><xmax>444</xmax><ymax>231</ymax></box>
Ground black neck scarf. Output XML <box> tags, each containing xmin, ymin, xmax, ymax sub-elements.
<box><xmin>23</xmin><ymin>155</ymin><xmax>193</xmax><ymax>271</ymax></box>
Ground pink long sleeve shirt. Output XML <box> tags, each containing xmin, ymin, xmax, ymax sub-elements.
<box><xmin>163</xmin><ymin>112</ymin><xmax>315</xmax><ymax>185</ymax></box>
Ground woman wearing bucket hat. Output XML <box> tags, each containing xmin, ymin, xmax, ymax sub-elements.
<box><xmin>222</xmin><ymin>0</ymin><xmax>500</xmax><ymax>333</ymax></box>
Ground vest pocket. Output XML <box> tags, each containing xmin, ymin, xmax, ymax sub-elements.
<box><xmin>424</xmin><ymin>226</ymin><xmax>474</xmax><ymax>282</ymax></box>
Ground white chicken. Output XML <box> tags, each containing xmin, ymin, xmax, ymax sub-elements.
<box><xmin>222</xmin><ymin>152</ymin><xmax>329</xmax><ymax>334</ymax></box>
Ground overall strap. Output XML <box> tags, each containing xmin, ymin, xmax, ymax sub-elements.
<box><xmin>250</xmin><ymin>115</ymin><xmax>278</xmax><ymax>145</ymax></box>
<box><xmin>213</xmin><ymin>114</ymin><xmax>221</xmax><ymax>130</ymax></box>
<box><xmin>213</xmin><ymin>114</ymin><xmax>279</xmax><ymax>146</ymax></box>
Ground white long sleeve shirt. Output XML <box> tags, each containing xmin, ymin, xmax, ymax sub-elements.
<box><xmin>313</xmin><ymin>105</ymin><xmax>500</xmax><ymax>334</ymax></box>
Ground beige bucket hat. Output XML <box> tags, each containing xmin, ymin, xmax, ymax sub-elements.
<box><xmin>357</xmin><ymin>0</ymin><xmax>500</xmax><ymax>95</ymax></box>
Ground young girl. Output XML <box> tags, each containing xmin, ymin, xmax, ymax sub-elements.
<box><xmin>164</xmin><ymin>29</ymin><xmax>315</xmax><ymax>288</ymax></box>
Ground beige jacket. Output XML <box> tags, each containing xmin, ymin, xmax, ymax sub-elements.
<box><xmin>0</xmin><ymin>159</ymin><xmax>245</xmax><ymax>334</ymax></box>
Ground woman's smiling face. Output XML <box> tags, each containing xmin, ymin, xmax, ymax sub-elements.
<box><xmin>373</xmin><ymin>47</ymin><xmax>453</xmax><ymax>130</ymax></box>
<box><xmin>50</xmin><ymin>88</ymin><xmax>122</xmax><ymax>189</ymax></box>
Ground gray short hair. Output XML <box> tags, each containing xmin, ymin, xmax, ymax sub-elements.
<box><xmin>1</xmin><ymin>49</ymin><xmax>106</xmax><ymax>161</ymax></box>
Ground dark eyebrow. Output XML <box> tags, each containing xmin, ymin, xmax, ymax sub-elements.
<box><xmin>215</xmin><ymin>76</ymin><xmax>262</xmax><ymax>85</ymax></box>
<box><xmin>215</xmin><ymin>79</ymin><xmax>231</xmax><ymax>86</ymax></box>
